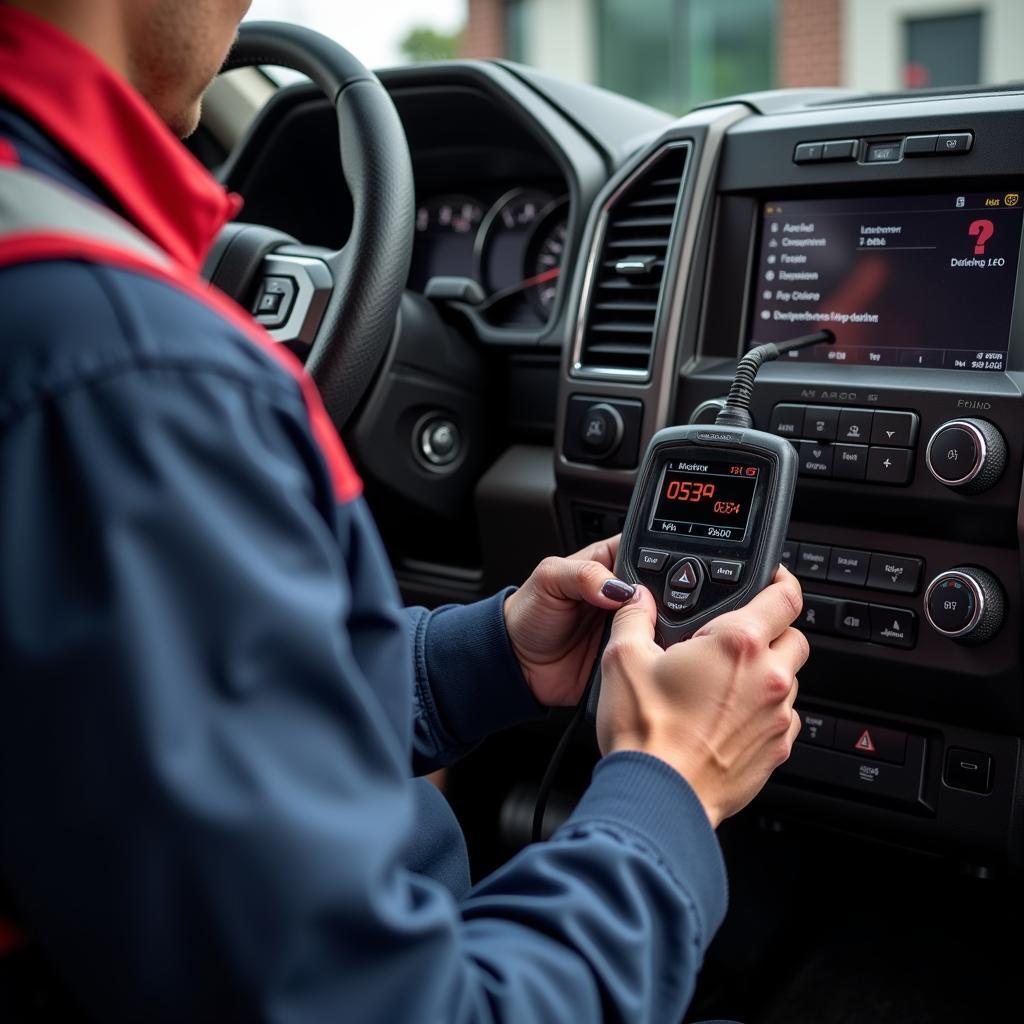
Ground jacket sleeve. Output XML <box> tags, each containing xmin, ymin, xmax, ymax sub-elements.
<box><xmin>0</xmin><ymin>364</ymin><xmax>727</xmax><ymax>1024</ymax></box>
<box><xmin>404</xmin><ymin>595</ymin><xmax>547</xmax><ymax>775</ymax></box>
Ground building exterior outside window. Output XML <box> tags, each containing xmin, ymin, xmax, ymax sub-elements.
<box><xmin>464</xmin><ymin>0</ymin><xmax>1024</xmax><ymax>113</ymax></box>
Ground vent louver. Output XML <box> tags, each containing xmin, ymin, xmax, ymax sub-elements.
<box><xmin>573</xmin><ymin>143</ymin><xmax>689</xmax><ymax>380</ymax></box>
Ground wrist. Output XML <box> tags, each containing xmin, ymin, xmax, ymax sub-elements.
<box><xmin>605</xmin><ymin>735</ymin><xmax>723</xmax><ymax>829</ymax></box>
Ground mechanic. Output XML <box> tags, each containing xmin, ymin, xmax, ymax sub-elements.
<box><xmin>0</xmin><ymin>2</ymin><xmax>806</xmax><ymax>1022</ymax></box>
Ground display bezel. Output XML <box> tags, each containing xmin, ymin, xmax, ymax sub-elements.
<box><xmin>744</xmin><ymin>188</ymin><xmax>1024</xmax><ymax>373</ymax></box>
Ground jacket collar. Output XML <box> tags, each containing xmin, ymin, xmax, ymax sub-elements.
<box><xmin>0</xmin><ymin>6</ymin><xmax>240</xmax><ymax>271</ymax></box>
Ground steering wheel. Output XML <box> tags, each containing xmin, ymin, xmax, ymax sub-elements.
<box><xmin>211</xmin><ymin>22</ymin><xmax>415</xmax><ymax>429</ymax></box>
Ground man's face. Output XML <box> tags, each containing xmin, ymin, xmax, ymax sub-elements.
<box><xmin>127</xmin><ymin>0</ymin><xmax>253</xmax><ymax>138</ymax></box>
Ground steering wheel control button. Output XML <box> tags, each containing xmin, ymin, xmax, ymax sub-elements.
<box><xmin>835</xmin><ymin>720</ymin><xmax>908</xmax><ymax>765</ymax></box>
<box><xmin>416</xmin><ymin>417</ymin><xmax>462</xmax><ymax>469</ymax></box>
<box><xmin>795</xmin><ymin>543</ymin><xmax>830</xmax><ymax>580</ymax></box>
<box><xmin>253</xmin><ymin>276</ymin><xmax>297</xmax><ymax>329</ymax></box>
<box><xmin>797</xmin><ymin>710</ymin><xmax>836</xmax><ymax>747</ymax></box>
<box><xmin>827</xmin><ymin>548</ymin><xmax>870</xmax><ymax>586</ymax></box>
<box><xmin>835</xmin><ymin>600</ymin><xmax>871</xmax><ymax>640</ymax></box>
<box><xmin>769</xmin><ymin>403</ymin><xmax>805</xmax><ymax>438</ymax></box>
<box><xmin>799</xmin><ymin>441</ymin><xmax>833</xmax><ymax>478</ymax></box>
<box><xmin>924</xmin><ymin>567</ymin><xmax>1004</xmax><ymax>643</ymax></box>
<box><xmin>944</xmin><ymin>748</ymin><xmax>993</xmax><ymax>795</ymax></box>
<box><xmin>867</xmin><ymin>554</ymin><xmax>922</xmax><ymax>594</ymax></box>
<box><xmin>663</xmin><ymin>558</ymin><xmax>704</xmax><ymax>615</ymax></box>
<box><xmin>869</xmin><ymin>605</ymin><xmax>917</xmax><ymax>649</ymax></box>
<box><xmin>866</xmin><ymin>446</ymin><xmax>912</xmax><ymax>485</ymax></box>
<box><xmin>803</xmin><ymin>406</ymin><xmax>839</xmax><ymax>441</ymax></box>
<box><xmin>870</xmin><ymin>411</ymin><xmax>918</xmax><ymax>447</ymax></box>
<box><xmin>925</xmin><ymin>419</ymin><xmax>1006</xmax><ymax>493</ymax></box>
<box><xmin>709</xmin><ymin>560</ymin><xmax>744</xmax><ymax>585</ymax></box>
<box><xmin>637</xmin><ymin>548</ymin><xmax>670</xmax><ymax>573</ymax></box>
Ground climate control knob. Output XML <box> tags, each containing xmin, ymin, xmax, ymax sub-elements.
<box><xmin>925</xmin><ymin>418</ymin><xmax>1006</xmax><ymax>494</ymax></box>
<box><xmin>924</xmin><ymin>567</ymin><xmax>1004</xmax><ymax>644</ymax></box>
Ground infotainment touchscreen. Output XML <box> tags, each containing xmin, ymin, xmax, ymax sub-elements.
<box><xmin>748</xmin><ymin>191</ymin><xmax>1024</xmax><ymax>371</ymax></box>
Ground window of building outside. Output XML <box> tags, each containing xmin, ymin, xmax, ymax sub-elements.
<box><xmin>596</xmin><ymin>0</ymin><xmax>775</xmax><ymax>114</ymax></box>
<box><xmin>904</xmin><ymin>12</ymin><xmax>983</xmax><ymax>89</ymax></box>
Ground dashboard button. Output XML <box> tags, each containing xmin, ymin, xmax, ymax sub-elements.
<box><xmin>836</xmin><ymin>600</ymin><xmax>871</xmax><ymax>639</ymax></box>
<box><xmin>866</xmin><ymin>141</ymin><xmax>901</xmax><ymax>163</ymax></box>
<box><xmin>870</xmin><ymin>411</ymin><xmax>918</xmax><ymax>447</ymax></box>
<box><xmin>835</xmin><ymin>720</ymin><xmax>908</xmax><ymax>765</ymax></box>
<box><xmin>936</xmin><ymin>132</ymin><xmax>973</xmax><ymax>154</ymax></box>
<box><xmin>579</xmin><ymin>403</ymin><xmax>624</xmax><ymax>456</ymax></box>
<box><xmin>899</xmin><ymin>349</ymin><xmax>942</xmax><ymax>368</ymax></box>
<box><xmin>781</xmin><ymin>539</ymin><xmax>798</xmax><ymax>572</ymax></box>
<box><xmin>866</xmin><ymin>447</ymin><xmax>913</xmax><ymax>485</ymax></box>
<box><xmin>867</xmin><ymin>553</ymin><xmax>922</xmax><ymax>594</ymax></box>
<box><xmin>799</xmin><ymin>593</ymin><xmax>840</xmax><ymax>634</ymax></box>
<box><xmin>904</xmin><ymin>134</ymin><xmax>938</xmax><ymax>155</ymax></box>
<box><xmin>821</xmin><ymin>139</ymin><xmax>858</xmax><ymax>161</ymax></box>
<box><xmin>944</xmin><ymin>748</ymin><xmax>992</xmax><ymax>794</ymax></box>
<box><xmin>769</xmin><ymin>403</ymin><xmax>805</xmax><ymax>438</ymax></box>
<box><xmin>795</xmin><ymin>544</ymin><xmax>830</xmax><ymax>580</ymax></box>
<box><xmin>637</xmin><ymin>548</ymin><xmax>670</xmax><ymax>573</ymax></box>
<box><xmin>828</xmin><ymin>548</ymin><xmax>870</xmax><ymax>585</ymax></box>
<box><xmin>832</xmin><ymin>443</ymin><xmax>869</xmax><ymax>480</ymax></box>
<box><xmin>837</xmin><ymin>408</ymin><xmax>872</xmax><ymax>443</ymax></box>
<box><xmin>794</xmin><ymin>142</ymin><xmax>823</xmax><ymax>163</ymax></box>
<box><xmin>799</xmin><ymin>441</ymin><xmax>833</xmax><ymax>478</ymax></box>
<box><xmin>798</xmin><ymin>710</ymin><xmax>836</xmax><ymax>747</ymax></box>
<box><xmin>709</xmin><ymin>559</ymin><xmax>744</xmax><ymax>584</ymax></box>
<box><xmin>803</xmin><ymin>406</ymin><xmax>839</xmax><ymax>440</ymax></box>
<box><xmin>869</xmin><ymin>604</ymin><xmax>917</xmax><ymax>648</ymax></box>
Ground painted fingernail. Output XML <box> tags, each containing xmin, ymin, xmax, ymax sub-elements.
<box><xmin>601</xmin><ymin>579</ymin><xmax>636</xmax><ymax>603</ymax></box>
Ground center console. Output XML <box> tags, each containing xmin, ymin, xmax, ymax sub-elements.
<box><xmin>555</xmin><ymin>89</ymin><xmax>1024</xmax><ymax>869</ymax></box>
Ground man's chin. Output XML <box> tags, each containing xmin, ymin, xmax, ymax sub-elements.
<box><xmin>169</xmin><ymin>100</ymin><xmax>203</xmax><ymax>141</ymax></box>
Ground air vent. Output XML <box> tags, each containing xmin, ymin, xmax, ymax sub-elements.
<box><xmin>573</xmin><ymin>143</ymin><xmax>689</xmax><ymax>380</ymax></box>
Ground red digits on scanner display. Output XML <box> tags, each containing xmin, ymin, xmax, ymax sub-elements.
<box><xmin>665</xmin><ymin>480</ymin><xmax>716</xmax><ymax>502</ymax></box>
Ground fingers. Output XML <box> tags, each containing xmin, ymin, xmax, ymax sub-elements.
<box><xmin>537</xmin><ymin>555</ymin><xmax>635</xmax><ymax>610</ymax></box>
<box><xmin>603</xmin><ymin>585</ymin><xmax>659</xmax><ymax>668</ymax></box>
<box><xmin>696</xmin><ymin>567</ymin><xmax>803</xmax><ymax>650</ymax></box>
<box><xmin>769</xmin><ymin>626</ymin><xmax>811</xmax><ymax>674</ymax></box>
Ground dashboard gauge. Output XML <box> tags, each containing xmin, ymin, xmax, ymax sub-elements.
<box><xmin>477</xmin><ymin>188</ymin><xmax>555</xmax><ymax>295</ymax></box>
<box><xmin>408</xmin><ymin>194</ymin><xmax>485</xmax><ymax>291</ymax></box>
<box><xmin>526</xmin><ymin>204</ymin><xmax>568</xmax><ymax>315</ymax></box>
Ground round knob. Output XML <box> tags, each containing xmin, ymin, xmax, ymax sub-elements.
<box><xmin>689</xmin><ymin>398</ymin><xmax>726</xmax><ymax>425</ymax></box>
<box><xmin>925</xmin><ymin>419</ymin><xmax>1006</xmax><ymax>494</ymax></box>
<box><xmin>924</xmin><ymin>567</ymin><xmax>1004</xmax><ymax>644</ymax></box>
<box><xmin>579</xmin><ymin>403</ymin><xmax>624</xmax><ymax>457</ymax></box>
<box><xmin>415</xmin><ymin>415</ymin><xmax>461</xmax><ymax>469</ymax></box>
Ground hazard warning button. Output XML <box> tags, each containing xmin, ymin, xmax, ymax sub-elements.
<box><xmin>835</xmin><ymin>720</ymin><xmax>908</xmax><ymax>765</ymax></box>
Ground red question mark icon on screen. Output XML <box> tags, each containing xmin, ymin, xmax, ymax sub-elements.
<box><xmin>969</xmin><ymin>219</ymin><xmax>995</xmax><ymax>255</ymax></box>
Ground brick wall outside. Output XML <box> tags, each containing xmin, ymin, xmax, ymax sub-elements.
<box><xmin>777</xmin><ymin>0</ymin><xmax>841</xmax><ymax>88</ymax></box>
<box><xmin>460</xmin><ymin>0</ymin><xmax>506</xmax><ymax>59</ymax></box>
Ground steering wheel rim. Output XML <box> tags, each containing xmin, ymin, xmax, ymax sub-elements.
<box><xmin>218</xmin><ymin>22</ymin><xmax>415</xmax><ymax>430</ymax></box>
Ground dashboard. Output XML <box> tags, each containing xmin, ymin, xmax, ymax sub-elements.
<box><xmin>219</xmin><ymin>63</ymin><xmax>1024</xmax><ymax>874</ymax></box>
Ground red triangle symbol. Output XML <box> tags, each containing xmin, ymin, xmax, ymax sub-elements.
<box><xmin>855</xmin><ymin>730</ymin><xmax>876</xmax><ymax>753</ymax></box>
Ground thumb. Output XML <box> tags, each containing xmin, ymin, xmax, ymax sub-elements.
<box><xmin>540</xmin><ymin>556</ymin><xmax>636</xmax><ymax>610</ymax></box>
<box><xmin>606</xmin><ymin>585</ymin><xmax>659</xmax><ymax>657</ymax></box>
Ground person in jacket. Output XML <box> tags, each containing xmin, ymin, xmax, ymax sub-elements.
<box><xmin>0</xmin><ymin>2</ymin><xmax>806</xmax><ymax>1021</ymax></box>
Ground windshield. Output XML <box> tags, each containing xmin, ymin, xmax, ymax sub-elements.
<box><xmin>246</xmin><ymin>0</ymin><xmax>1024</xmax><ymax>114</ymax></box>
